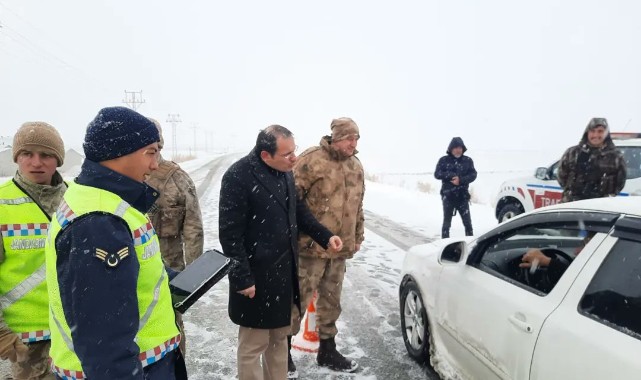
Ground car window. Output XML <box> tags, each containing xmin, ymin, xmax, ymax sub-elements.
<box><xmin>579</xmin><ymin>238</ymin><xmax>641</xmax><ymax>340</ymax></box>
<box><xmin>472</xmin><ymin>224</ymin><xmax>592</xmax><ymax>295</ymax></box>
<box><xmin>618</xmin><ymin>146</ymin><xmax>641</xmax><ymax>179</ymax></box>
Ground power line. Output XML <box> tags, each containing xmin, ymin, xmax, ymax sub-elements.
<box><xmin>189</xmin><ymin>123</ymin><xmax>199</xmax><ymax>153</ymax></box>
<box><xmin>0</xmin><ymin>6</ymin><xmax>113</xmax><ymax>94</ymax></box>
<box><xmin>122</xmin><ymin>90</ymin><xmax>146</xmax><ymax>111</ymax></box>
<box><xmin>167</xmin><ymin>114</ymin><xmax>182</xmax><ymax>161</ymax></box>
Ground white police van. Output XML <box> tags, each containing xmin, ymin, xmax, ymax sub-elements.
<box><xmin>494</xmin><ymin>133</ymin><xmax>641</xmax><ymax>223</ymax></box>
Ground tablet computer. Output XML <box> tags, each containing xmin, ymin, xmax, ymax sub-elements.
<box><xmin>169</xmin><ymin>249</ymin><xmax>230</xmax><ymax>313</ymax></box>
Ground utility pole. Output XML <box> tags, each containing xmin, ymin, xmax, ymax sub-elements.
<box><xmin>166</xmin><ymin>114</ymin><xmax>182</xmax><ymax>160</ymax></box>
<box><xmin>189</xmin><ymin>123</ymin><xmax>199</xmax><ymax>154</ymax></box>
<box><xmin>204</xmin><ymin>129</ymin><xmax>213</xmax><ymax>153</ymax></box>
<box><xmin>122</xmin><ymin>90</ymin><xmax>145</xmax><ymax>111</ymax></box>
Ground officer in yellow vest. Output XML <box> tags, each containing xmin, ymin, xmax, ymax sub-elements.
<box><xmin>0</xmin><ymin>122</ymin><xmax>66</xmax><ymax>380</ymax></box>
<box><xmin>45</xmin><ymin>107</ymin><xmax>187</xmax><ymax>380</ymax></box>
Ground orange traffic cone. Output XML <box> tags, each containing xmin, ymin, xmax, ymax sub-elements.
<box><xmin>303</xmin><ymin>295</ymin><xmax>319</xmax><ymax>342</ymax></box>
<box><xmin>291</xmin><ymin>292</ymin><xmax>319</xmax><ymax>353</ymax></box>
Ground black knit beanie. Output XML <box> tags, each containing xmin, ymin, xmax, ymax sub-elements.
<box><xmin>83</xmin><ymin>107</ymin><xmax>159</xmax><ymax>162</ymax></box>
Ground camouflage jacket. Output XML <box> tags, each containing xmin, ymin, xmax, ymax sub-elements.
<box><xmin>557</xmin><ymin>133</ymin><xmax>626</xmax><ymax>202</ymax></box>
<box><xmin>294</xmin><ymin>136</ymin><xmax>365</xmax><ymax>259</ymax></box>
<box><xmin>146</xmin><ymin>159</ymin><xmax>204</xmax><ymax>270</ymax></box>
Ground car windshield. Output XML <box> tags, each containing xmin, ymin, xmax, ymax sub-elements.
<box><xmin>619</xmin><ymin>146</ymin><xmax>641</xmax><ymax>179</ymax></box>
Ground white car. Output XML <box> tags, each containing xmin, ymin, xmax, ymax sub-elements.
<box><xmin>399</xmin><ymin>197</ymin><xmax>641</xmax><ymax>380</ymax></box>
<box><xmin>493</xmin><ymin>134</ymin><xmax>641</xmax><ymax>223</ymax></box>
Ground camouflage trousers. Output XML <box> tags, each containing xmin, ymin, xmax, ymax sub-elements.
<box><xmin>9</xmin><ymin>341</ymin><xmax>55</xmax><ymax>380</ymax></box>
<box><xmin>159</xmin><ymin>237</ymin><xmax>187</xmax><ymax>271</ymax></box>
<box><xmin>291</xmin><ymin>257</ymin><xmax>346</xmax><ymax>339</ymax></box>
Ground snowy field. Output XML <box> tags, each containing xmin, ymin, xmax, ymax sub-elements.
<box><xmin>0</xmin><ymin>150</ymin><xmax>546</xmax><ymax>379</ymax></box>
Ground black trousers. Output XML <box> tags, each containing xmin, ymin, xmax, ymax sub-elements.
<box><xmin>441</xmin><ymin>196</ymin><xmax>473</xmax><ymax>238</ymax></box>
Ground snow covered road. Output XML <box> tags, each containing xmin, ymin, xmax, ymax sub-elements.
<box><xmin>184</xmin><ymin>154</ymin><xmax>439</xmax><ymax>379</ymax></box>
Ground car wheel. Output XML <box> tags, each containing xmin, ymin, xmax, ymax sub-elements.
<box><xmin>400</xmin><ymin>281</ymin><xmax>430</xmax><ymax>364</ymax></box>
<box><xmin>498</xmin><ymin>203</ymin><xmax>523</xmax><ymax>223</ymax></box>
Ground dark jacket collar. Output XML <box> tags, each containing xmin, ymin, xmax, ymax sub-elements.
<box><xmin>247</xmin><ymin>150</ymin><xmax>291</xmax><ymax>211</ymax></box>
<box><xmin>76</xmin><ymin>160</ymin><xmax>159</xmax><ymax>214</ymax></box>
<box><xmin>250</xmin><ymin>148</ymin><xmax>284</xmax><ymax>177</ymax></box>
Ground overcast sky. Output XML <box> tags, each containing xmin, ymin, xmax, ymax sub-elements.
<box><xmin>1</xmin><ymin>0</ymin><xmax>640</xmax><ymax>172</ymax></box>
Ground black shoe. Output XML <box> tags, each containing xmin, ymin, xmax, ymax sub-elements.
<box><xmin>287</xmin><ymin>335</ymin><xmax>298</xmax><ymax>379</ymax></box>
<box><xmin>317</xmin><ymin>337</ymin><xmax>359</xmax><ymax>373</ymax></box>
<box><xmin>287</xmin><ymin>349</ymin><xmax>298</xmax><ymax>378</ymax></box>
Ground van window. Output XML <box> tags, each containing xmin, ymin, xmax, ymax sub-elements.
<box><xmin>579</xmin><ymin>239</ymin><xmax>641</xmax><ymax>340</ymax></box>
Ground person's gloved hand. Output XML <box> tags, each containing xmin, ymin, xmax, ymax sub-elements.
<box><xmin>0</xmin><ymin>326</ymin><xmax>29</xmax><ymax>363</ymax></box>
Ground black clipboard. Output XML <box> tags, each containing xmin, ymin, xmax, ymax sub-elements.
<box><xmin>169</xmin><ymin>249</ymin><xmax>230</xmax><ymax>313</ymax></box>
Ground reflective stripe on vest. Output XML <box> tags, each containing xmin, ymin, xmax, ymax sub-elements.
<box><xmin>49</xmin><ymin>269</ymin><xmax>171</xmax><ymax>357</ymax></box>
<box><xmin>0</xmin><ymin>197</ymin><xmax>32</xmax><ymax>205</ymax></box>
<box><xmin>46</xmin><ymin>184</ymin><xmax>180</xmax><ymax>377</ymax></box>
<box><xmin>0</xmin><ymin>264</ymin><xmax>46</xmax><ymax>309</ymax></box>
<box><xmin>0</xmin><ymin>180</ymin><xmax>50</xmax><ymax>340</ymax></box>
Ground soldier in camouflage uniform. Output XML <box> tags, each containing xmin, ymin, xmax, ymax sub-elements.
<box><xmin>0</xmin><ymin>122</ymin><xmax>67</xmax><ymax>380</ymax></box>
<box><xmin>145</xmin><ymin>118</ymin><xmax>204</xmax><ymax>357</ymax></box>
<box><xmin>558</xmin><ymin>117</ymin><xmax>626</xmax><ymax>203</ymax></box>
<box><xmin>145</xmin><ymin>119</ymin><xmax>204</xmax><ymax>271</ymax></box>
<box><xmin>288</xmin><ymin>118</ymin><xmax>364</xmax><ymax>377</ymax></box>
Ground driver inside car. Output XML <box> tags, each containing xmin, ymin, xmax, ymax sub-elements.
<box><xmin>519</xmin><ymin>231</ymin><xmax>596</xmax><ymax>286</ymax></box>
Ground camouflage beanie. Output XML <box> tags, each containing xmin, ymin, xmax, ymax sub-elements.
<box><xmin>331</xmin><ymin>117</ymin><xmax>360</xmax><ymax>141</ymax></box>
<box><xmin>13</xmin><ymin>121</ymin><xmax>65</xmax><ymax>167</ymax></box>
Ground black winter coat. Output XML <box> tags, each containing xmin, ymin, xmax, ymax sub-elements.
<box><xmin>219</xmin><ymin>151</ymin><xmax>333</xmax><ymax>329</ymax></box>
<box><xmin>434</xmin><ymin>138</ymin><xmax>477</xmax><ymax>201</ymax></box>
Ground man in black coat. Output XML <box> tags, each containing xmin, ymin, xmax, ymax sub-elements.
<box><xmin>219</xmin><ymin>125</ymin><xmax>343</xmax><ymax>380</ymax></box>
<box><xmin>434</xmin><ymin>137</ymin><xmax>477</xmax><ymax>238</ymax></box>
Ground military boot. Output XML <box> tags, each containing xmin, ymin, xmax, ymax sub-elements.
<box><xmin>317</xmin><ymin>337</ymin><xmax>358</xmax><ymax>373</ymax></box>
<box><xmin>287</xmin><ymin>335</ymin><xmax>298</xmax><ymax>379</ymax></box>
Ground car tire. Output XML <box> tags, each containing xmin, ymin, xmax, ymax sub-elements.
<box><xmin>498</xmin><ymin>203</ymin><xmax>523</xmax><ymax>223</ymax></box>
<box><xmin>400</xmin><ymin>281</ymin><xmax>430</xmax><ymax>364</ymax></box>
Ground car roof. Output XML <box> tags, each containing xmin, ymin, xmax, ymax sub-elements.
<box><xmin>614</xmin><ymin>138</ymin><xmax>641</xmax><ymax>147</ymax></box>
<box><xmin>535</xmin><ymin>197</ymin><xmax>641</xmax><ymax>217</ymax></box>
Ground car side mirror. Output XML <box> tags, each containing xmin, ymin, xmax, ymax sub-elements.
<box><xmin>535</xmin><ymin>167</ymin><xmax>548</xmax><ymax>180</ymax></box>
<box><xmin>440</xmin><ymin>241</ymin><xmax>466</xmax><ymax>263</ymax></box>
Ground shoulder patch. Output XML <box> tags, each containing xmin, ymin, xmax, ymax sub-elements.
<box><xmin>95</xmin><ymin>247</ymin><xmax>130</xmax><ymax>268</ymax></box>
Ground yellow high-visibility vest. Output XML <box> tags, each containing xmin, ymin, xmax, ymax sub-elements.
<box><xmin>46</xmin><ymin>183</ymin><xmax>180</xmax><ymax>378</ymax></box>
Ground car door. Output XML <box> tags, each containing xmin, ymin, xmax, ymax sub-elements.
<box><xmin>434</xmin><ymin>213</ymin><xmax>613</xmax><ymax>380</ymax></box>
<box><xmin>527</xmin><ymin>161</ymin><xmax>563</xmax><ymax>209</ymax></box>
<box><xmin>531</xmin><ymin>217</ymin><xmax>641</xmax><ymax>380</ymax></box>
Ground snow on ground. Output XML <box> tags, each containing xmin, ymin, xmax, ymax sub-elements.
<box><xmin>0</xmin><ymin>150</ymin><xmax>527</xmax><ymax>379</ymax></box>
<box><xmin>180</xmin><ymin>153</ymin><xmax>510</xmax><ymax>379</ymax></box>
<box><xmin>364</xmin><ymin>180</ymin><xmax>498</xmax><ymax>240</ymax></box>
